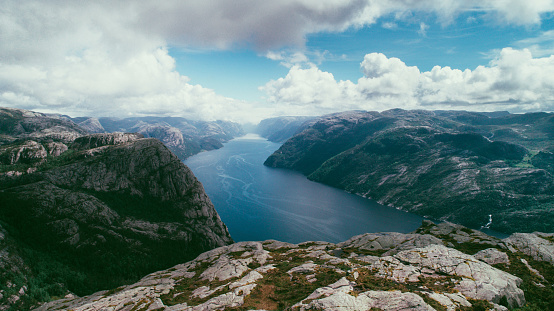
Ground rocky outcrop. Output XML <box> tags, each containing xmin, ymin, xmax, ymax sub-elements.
<box><xmin>504</xmin><ymin>232</ymin><xmax>554</xmax><ymax>264</ymax></box>
<box><xmin>36</xmin><ymin>221</ymin><xmax>554</xmax><ymax>311</ymax></box>
<box><xmin>265</xmin><ymin>109</ymin><xmax>554</xmax><ymax>233</ymax></box>
<box><xmin>71</xmin><ymin>132</ymin><xmax>143</xmax><ymax>150</ymax></box>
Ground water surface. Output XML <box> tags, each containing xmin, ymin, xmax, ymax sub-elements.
<box><xmin>185</xmin><ymin>134</ymin><xmax>426</xmax><ymax>243</ymax></box>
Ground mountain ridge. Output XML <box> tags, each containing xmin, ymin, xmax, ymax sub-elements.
<box><xmin>0</xmin><ymin>107</ymin><xmax>234</xmax><ymax>310</ymax></box>
<box><xmin>264</xmin><ymin>109</ymin><xmax>554</xmax><ymax>234</ymax></box>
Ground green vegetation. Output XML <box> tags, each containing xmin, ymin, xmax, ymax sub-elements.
<box><xmin>267</xmin><ymin>110</ymin><xmax>554</xmax><ymax>234</ymax></box>
<box><xmin>505</xmin><ymin>252</ymin><xmax>554</xmax><ymax>311</ymax></box>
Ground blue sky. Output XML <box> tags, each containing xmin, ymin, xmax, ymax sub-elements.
<box><xmin>2</xmin><ymin>1</ymin><xmax>554</xmax><ymax>122</ymax></box>
<box><xmin>173</xmin><ymin>11</ymin><xmax>554</xmax><ymax>102</ymax></box>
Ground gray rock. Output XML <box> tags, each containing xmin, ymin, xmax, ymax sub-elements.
<box><xmin>299</xmin><ymin>290</ymin><xmax>435</xmax><ymax>311</ymax></box>
<box><xmin>504</xmin><ymin>232</ymin><xmax>554</xmax><ymax>264</ymax></box>
<box><xmin>374</xmin><ymin>244</ymin><xmax>524</xmax><ymax>308</ymax></box>
<box><xmin>71</xmin><ymin>132</ymin><xmax>143</xmax><ymax>150</ymax></box>
<box><xmin>35</xmin><ymin>233</ymin><xmax>533</xmax><ymax>311</ymax></box>
<box><xmin>474</xmin><ymin>248</ymin><xmax>510</xmax><ymax>265</ymax></box>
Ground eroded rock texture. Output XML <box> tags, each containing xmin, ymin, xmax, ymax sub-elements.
<box><xmin>36</xmin><ymin>221</ymin><xmax>554</xmax><ymax>311</ymax></box>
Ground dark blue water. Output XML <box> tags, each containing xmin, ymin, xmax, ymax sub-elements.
<box><xmin>184</xmin><ymin>134</ymin><xmax>427</xmax><ymax>243</ymax></box>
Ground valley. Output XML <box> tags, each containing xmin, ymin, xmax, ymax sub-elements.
<box><xmin>0</xmin><ymin>107</ymin><xmax>553</xmax><ymax>310</ymax></box>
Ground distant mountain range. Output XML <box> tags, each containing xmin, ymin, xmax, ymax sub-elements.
<box><xmin>264</xmin><ymin>109</ymin><xmax>554</xmax><ymax>234</ymax></box>
<box><xmin>70</xmin><ymin>116</ymin><xmax>244</xmax><ymax>160</ymax></box>
<box><xmin>255</xmin><ymin>116</ymin><xmax>316</xmax><ymax>143</ymax></box>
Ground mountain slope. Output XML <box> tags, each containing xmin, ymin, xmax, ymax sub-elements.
<box><xmin>265</xmin><ymin>110</ymin><xmax>554</xmax><ymax>233</ymax></box>
<box><xmin>256</xmin><ymin>116</ymin><xmax>316</xmax><ymax>143</ymax></box>
<box><xmin>74</xmin><ymin>116</ymin><xmax>245</xmax><ymax>160</ymax></box>
<box><xmin>0</xmin><ymin>108</ymin><xmax>233</xmax><ymax>310</ymax></box>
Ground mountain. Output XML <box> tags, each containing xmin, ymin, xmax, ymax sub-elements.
<box><xmin>71</xmin><ymin>116</ymin><xmax>245</xmax><ymax>159</ymax></box>
<box><xmin>36</xmin><ymin>221</ymin><xmax>554</xmax><ymax>310</ymax></box>
<box><xmin>0</xmin><ymin>108</ymin><xmax>88</xmax><ymax>146</ymax></box>
<box><xmin>0</xmin><ymin>108</ymin><xmax>233</xmax><ymax>310</ymax></box>
<box><xmin>265</xmin><ymin>110</ymin><xmax>554</xmax><ymax>234</ymax></box>
<box><xmin>256</xmin><ymin>116</ymin><xmax>316</xmax><ymax>143</ymax></box>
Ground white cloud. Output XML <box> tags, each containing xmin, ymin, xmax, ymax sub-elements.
<box><xmin>260</xmin><ymin>66</ymin><xmax>363</xmax><ymax>116</ymax></box>
<box><xmin>382</xmin><ymin>22</ymin><xmax>398</xmax><ymax>29</ymax></box>
<box><xmin>483</xmin><ymin>0</ymin><xmax>554</xmax><ymax>25</ymax></box>
<box><xmin>261</xmin><ymin>49</ymin><xmax>554</xmax><ymax>115</ymax></box>
<box><xmin>1</xmin><ymin>0</ymin><xmax>553</xmax><ymax>122</ymax></box>
<box><xmin>514</xmin><ymin>30</ymin><xmax>554</xmax><ymax>57</ymax></box>
<box><xmin>418</xmin><ymin>22</ymin><xmax>429</xmax><ymax>36</ymax></box>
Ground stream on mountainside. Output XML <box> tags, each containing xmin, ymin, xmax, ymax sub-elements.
<box><xmin>185</xmin><ymin>134</ymin><xmax>506</xmax><ymax>243</ymax></box>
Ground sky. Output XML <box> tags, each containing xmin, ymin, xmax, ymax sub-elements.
<box><xmin>1</xmin><ymin>1</ymin><xmax>554</xmax><ymax>123</ymax></box>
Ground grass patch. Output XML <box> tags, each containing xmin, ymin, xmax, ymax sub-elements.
<box><xmin>351</xmin><ymin>268</ymin><xmax>460</xmax><ymax>295</ymax></box>
<box><xmin>340</xmin><ymin>247</ymin><xmax>387</xmax><ymax>258</ymax></box>
<box><xmin>238</xmin><ymin>266</ymin><xmax>342</xmax><ymax>311</ymax></box>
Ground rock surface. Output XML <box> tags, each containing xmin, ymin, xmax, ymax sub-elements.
<box><xmin>35</xmin><ymin>221</ymin><xmax>554</xmax><ymax>311</ymax></box>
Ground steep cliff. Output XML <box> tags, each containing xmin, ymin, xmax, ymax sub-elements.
<box><xmin>265</xmin><ymin>110</ymin><xmax>554</xmax><ymax>233</ymax></box>
<box><xmin>0</xmin><ymin>108</ymin><xmax>233</xmax><ymax>310</ymax></box>
<box><xmin>35</xmin><ymin>221</ymin><xmax>554</xmax><ymax>311</ymax></box>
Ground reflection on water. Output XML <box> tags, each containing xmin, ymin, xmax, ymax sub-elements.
<box><xmin>185</xmin><ymin>134</ymin><xmax>425</xmax><ymax>243</ymax></box>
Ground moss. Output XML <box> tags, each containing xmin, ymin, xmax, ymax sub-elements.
<box><xmin>459</xmin><ymin>227</ymin><xmax>475</xmax><ymax>235</ymax></box>
<box><xmin>229</xmin><ymin>251</ymin><xmax>247</xmax><ymax>259</ymax></box>
<box><xmin>351</xmin><ymin>268</ymin><xmax>461</xmax><ymax>295</ymax></box>
<box><xmin>238</xmin><ymin>266</ymin><xmax>342</xmax><ymax>311</ymax></box>
<box><xmin>340</xmin><ymin>247</ymin><xmax>387</xmax><ymax>258</ymax></box>
<box><xmin>537</xmin><ymin>234</ymin><xmax>554</xmax><ymax>243</ymax></box>
<box><xmin>247</xmin><ymin>262</ymin><xmax>262</xmax><ymax>270</ymax></box>
<box><xmin>417</xmin><ymin>293</ymin><xmax>447</xmax><ymax>311</ymax></box>
<box><xmin>103</xmin><ymin>285</ymin><xmax>126</xmax><ymax>297</ymax></box>
<box><xmin>160</xmin><ymin>269</ymin><xmax>245</xmax><ymax>307</ymax></box>
<box><xmin>129</xmin><ymin>298</ymin><xmax>153</xmax><ymax>311</ymax></box>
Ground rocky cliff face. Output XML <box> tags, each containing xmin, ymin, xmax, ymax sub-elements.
<box><xmin>265</xmin><ymin>110</ymin><xmax>554</xmax><ymax>234</ymax></box>
<box><xmin>35</xmin><ymin>221</ymin><xmax>554</xmax><ymax>311</ymax></box>
<box><xmin>0</xmin><ymin>108</ymin><xmax>233</xmax><ymax>310</ymax></box>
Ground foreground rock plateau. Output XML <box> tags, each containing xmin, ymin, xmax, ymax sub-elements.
<box><xmin>37</xmin><ymin>221</ymin><xmax>554</xmax><ymax>311</ymax></box>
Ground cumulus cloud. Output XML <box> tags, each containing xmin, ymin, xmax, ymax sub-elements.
<box><xmin>261</xmin><ymin>48</ymin><xmax>554</xmax><ymax>115</ymax></box>
<box><xmin>1</xmin><ymin>0</ymin><xmax>553</xmax><ymax>121</ymax></box>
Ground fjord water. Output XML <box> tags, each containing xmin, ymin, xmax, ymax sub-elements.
<box><xmin>185</xmin><ymin>134</ymin><xmax>425</xmax><ymax>243</ymax></box>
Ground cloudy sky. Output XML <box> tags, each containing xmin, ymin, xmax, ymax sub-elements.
<box><xmin>1</xmin><ymin>0</ymin><xmax>554</xmax><ymax>123</ymax></box>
